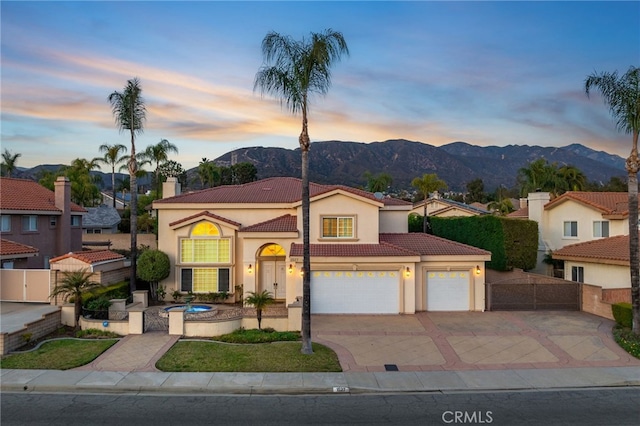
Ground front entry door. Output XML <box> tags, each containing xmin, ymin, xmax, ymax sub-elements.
<box><xmin>261</xmin><ymin>260</ymin><xmax>286</xmax><ymax>299</ymax></box>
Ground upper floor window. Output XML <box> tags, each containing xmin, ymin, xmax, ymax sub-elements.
<box><xmin>50</xmin><ymin>216</ymin><xmax>57</xmax><ymax>228</ymax></box>
<box><xmin>571</xmin><ymin>266</ymin><xmax>584</xmax><ymax>283</ymax></box>
<box><xmin>180</xmin><ymin>221</ymin><xmax>231</xmax><ymax>264</ymax></box>
<box><xmin>593</xmin><ymin>221</ymin><xmax>609</xmax><ymax>238</ymax></box>
<box><xmin>71</xmin><ymin>216</ymin><xmax>81</xmax><ymax>227</ymax></box>
<box><xmin>322</xmin><ymin>216</ymin><xmax>354</xmax><ymax>238</ymax></box>
<box><xmin>0</xmin><ymin>215</ymin><xmax>10</xmax><ymax>232</ymax></box>
<box><xmin>22</xmin><ymin>215</ymin><xmax>38</xmax><ymax>232</ymax></box>
<box><xmin>563</xmin><ymin>221</ymin><xmax>577</xmax><ymax>238</ymax></box>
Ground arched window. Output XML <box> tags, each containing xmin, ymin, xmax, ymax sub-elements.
<box><xmin>260</xmin><ymin>243</ymin><xmax>285</xmax><ymax>257</ymax></box>
<box><xmin>179</xmin><ymin>221</ymin><xmax>231</xmax><ymax>293</ymax></box>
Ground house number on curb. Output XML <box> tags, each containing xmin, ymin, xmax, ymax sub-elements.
<box><xmin>333</xmin><ymin>386</ymin><xmax>350</xmax><ymax>393</ymax></box>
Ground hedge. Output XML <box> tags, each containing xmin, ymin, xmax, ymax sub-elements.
<box><xmin>430</xmin><ymin>215</ymin><xmax>538</xmax><ymax>271</ymax></box>
<box><xmin>612</xmin><ymin>302</ymin><xmax>633</xmax><ymax>328</ymax></box>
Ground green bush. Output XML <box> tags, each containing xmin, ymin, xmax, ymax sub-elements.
<box><xmin>71</xmin><ymin>280</ymin><xmax>129</xmax><ymax>304</ymax></box>
<box><xmin>84</xmin><ymin>296</ymin><xmax>111</xmax><ymax>311</ymax></box>
<box><xmin>612</xmin><ymin>302</ymin><xmax>633</xmax><ymax>328</ymax></box>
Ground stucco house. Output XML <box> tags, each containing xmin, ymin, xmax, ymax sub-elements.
<box><xmin>0</xmin><ymin>176</ymin><xmax>86</xmax><ymax>269</ymax></box>
<box><xmin>153</xmin><ymin>177</ymin><xmax>491</xmax><ymax>315</ymax></box>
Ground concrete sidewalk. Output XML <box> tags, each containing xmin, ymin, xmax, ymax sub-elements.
<box><xmin>2</xmin><ymin>366</ymin><xmax>640</xmax><ymax>395</ymax></box>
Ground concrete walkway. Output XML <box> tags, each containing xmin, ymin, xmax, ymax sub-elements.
<box><xmin>2</xmin><ymin>308</ymin><xmax>639</xmax><ymax>395</ymax></box>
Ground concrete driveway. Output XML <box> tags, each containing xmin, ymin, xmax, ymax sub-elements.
<box><xmin>312</xmin><ymin>311</ymin><xmax>640</xmax><ymax>372</ymax></box>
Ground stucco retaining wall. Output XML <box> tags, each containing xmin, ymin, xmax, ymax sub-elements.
<box><xmin>0</xmin><ymin>309</ymin><xmax>62</xmax><ymax>354</ymax></box>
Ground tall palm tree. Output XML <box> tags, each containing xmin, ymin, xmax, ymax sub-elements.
<box><xmin>244</xmin><ymin>290</ymin><xmax>275</xmax><ymax>330</ymax></box>
<box><xmin>585</xmin><ymin>66</ymin><xmax>640</xmax><ymax>334</ymax></box>
<box><xmin>363</xmin><ymin>171</ymin><xmax>393</xmax><ymax>193</ymax></box>
<box><xmin>1</xmin><ymin>149</ymin><xmax>21</xmax><ymax>177</ymax></box>
<box><xmin>254</xmin><ymin>29</ymin><xmax>349</xmax><ymax>354</ymax></box>
<box><xmin>558</xmin><ymin>165</ymin><xmax>587</xmax><ymax>192</ymax></box>
<box><xmin>142</xmin><ymin>138</ymin><xmax>178</xmax><ymax>197</ymax></box>
<box><xmin>109</xmin><ymin>78</ymin><xmax>146</xmax><ymax>292</ymax></box>
<box><xmin>50</xmin><ymin>269</ymin><xmax>101</xmax><ymax>330</ymax></box>
<box><xmin>411</xmin><ymin>173</ymin><xmax>447</xmax><ymax>233</ymax></box>
<box><xmin>98</xmin><ymin>143</ymin><xmax>128</xmax><ymax>208</ymax></box>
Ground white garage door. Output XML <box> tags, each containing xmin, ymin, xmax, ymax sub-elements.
<box><xmin>311</xmin><ymin>270</ymin><xmax>399</xmax><ymax>314</ymax></box>
<box><xmin>426</xmin><ymin>270</ymin><xmax>470</xmax><ymax>311</ymax></box>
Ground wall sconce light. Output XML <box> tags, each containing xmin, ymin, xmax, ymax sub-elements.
<box><xmin>248</xmin><ymin>264</ymin><xmax>253</xmax><ymax>274</ymax></box>
<box><xmin>475</xmin><ymin>265</ymin><xmax>481</xmax><ymax>275</ymax></box>
<box><xmin>405</xmin><ymin>267</ymin><xmax>411</xmax><ymax>277</ymax></box>
<box><xmin>300</xmin><ymin>268</ymin><xmax>304</xmax><ymax>277</ymax></box>
<box><xmin>288</xmin><ymin>264</ymin><xmax>293</xmax><ymax>274</ymax></box>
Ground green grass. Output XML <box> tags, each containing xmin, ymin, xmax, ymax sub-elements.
<box><xmin>156</xmin><ymin>341</ymin><xmax>342</xmax><ymax>372</ymax></box>
<box><xmin>0</xmin><ymin>339</ymin><xmax>117</xmax><ymax>370</ymax></box>
<box><xmin>613</xmin><ymin>325</ymin><xmax>640</xmax><ymax>359</ymax></box>
<box><xmin>212</xmin><ymin>328</ymin><xmax>301</xmax><ymax>343</ymax></box>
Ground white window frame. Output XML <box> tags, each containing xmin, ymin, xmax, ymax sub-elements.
<box><xmin>321</xmin><ymin>216</ymin><xmax>355</xmax><ymax>239</ymax></box>
<box><xmin>22</xmin><ymin>215</ymin><xmax>38</xmax><ymax>232</ymax></box>
<box><xmin>0</xmin><ymin>215</ymin><xmax>10</xmax><ymax>232</ymax></box>
<box><xmin>571</xmin><ymin>266</ymin><xmax>584</xmax><ymax>283</ymax></box>
<box><xmin>593</xmin><ymin>221</ymin><xmax>609</xmax><ymax>238</ymax></box>
<box><xmin>563</xmin><ymin>221</ymin><xmax>578</xmax><ymax>238</ymax></box>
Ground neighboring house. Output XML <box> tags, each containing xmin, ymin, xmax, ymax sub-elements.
<box><xmin>0</xmin><ymin>239</ymin><xmax>39</xmax><ymax>268</ymax></box>
<box><xmin>510</xmin><ymin>192</ymin><xmax>630</xmax><ymax>269</ymax></box>
<box><xmin>101</xmin><ymin>191</ymin><xmax>129</xmax><ymax>210</ymax></box>
<box><xmin>49</xmin><ymin>249</ymin><xmax>129</xmax><ymax>286</ymax></box>
<box><xmin>410</xmin><ymin>193</ymin><xmax>490</xmax><ymax>218</ymax></box>
<box><xmin>83</xmin><ymin>205</ymin><xmax>121</xmax><ymax>234</ymax></box>
<box><xmin>153</xmin><ymin>177</ymin><xmax>491</xmax><ymax>314</ymax></box>
<box><xmin>552</xmin><ymin>234</ymin><xmax>632</xmax><ymax>305</ymax></box>
<box><xmin>0</xmin><ymin>177</ymin><xmax>86</xmax><ymax>269</ymax></box>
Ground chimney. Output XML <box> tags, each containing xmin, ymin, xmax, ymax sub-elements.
<box><xmin>54</xmin><ymin>176</ymin><xmax>71</xmax><ymax>255</ymax></box>
<box><xmin>519</xmin><ymin>198</ymin><xmax>528</xmax><ymax>209</ymax></box>
<box><xmin>162</xmin><ymin>177</ymin><xmax>181</xmax><ymax>199</ymax></box>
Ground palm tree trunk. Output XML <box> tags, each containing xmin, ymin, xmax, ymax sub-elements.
<box><xmin>75</xmin><ymin>298</ymin><xmax>82</xmax><ymax>330</ymax></box>
<box><xmin>629</xmin><ymin>135</ymin><xmax>640</xmax><ymax>334</ymax></box>
<box><xmin>422</xmin><ymin>196</ymin><xmax>428</xmax><ymax>233</ymax></box>
<box><xmin>257</xmin><ymin>309</ymin><xmax>263</xmax><ymax>330</ymax></box>
<box><xmin>300</xmin><ymin>107</ymin><xmax>313</xmax><ymax>355</ymax></box>
<box><xmin>129</xmin><ymin>132</ymin><xmax>138</xmax><ymax>293</ymax></box>
<box><xmin>111</xmin><ymin>166</ymin><xmax>117</xmax><ymax>209</ymax></box>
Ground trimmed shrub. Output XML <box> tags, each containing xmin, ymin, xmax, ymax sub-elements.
<box><xmin>612</xmin><ymin>302</ymin><xmax>633</xmax><ymax>328</ymax></box>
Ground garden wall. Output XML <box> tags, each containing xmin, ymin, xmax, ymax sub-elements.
<box><xmin>0</xmin><ymin>309</ymin><xmax>61</xmax><ymax>355</ymax></box>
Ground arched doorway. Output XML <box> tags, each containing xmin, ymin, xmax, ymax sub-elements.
<box><xmin>258</xmin><ymin>243</ymin><xmax>286</xmax><ymax>300</ymax></box>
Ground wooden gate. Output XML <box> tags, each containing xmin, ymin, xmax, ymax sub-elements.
<box><xmin>486</xmin><ymin>271</ymin><xmax>580</xmax><ymax>311</ymax></box>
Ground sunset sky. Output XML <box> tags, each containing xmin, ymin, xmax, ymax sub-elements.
<box><xmin>1</xmin><ymin>1</ymin><xmax>638</xmax><ymax>171</ymax></box>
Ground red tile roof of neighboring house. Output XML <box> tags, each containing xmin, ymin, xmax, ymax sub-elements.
<box><xmin>508</xmin><ymin>206</ymin><xmax>529</xmax><ymax>218</ymax></box>
<box><xmin>168</xmin><ymin>211</ymin><xmax>241</xmax><ymax>228</ymax></box>
<box><xmin>0</xmin><ymin>177</ymin><xmax>86</xmax><ymax>213</ymax></box>
<box><xmin>544</xmin><ymin>192</ymin><xmax>629</xmax><ymax>216</ymax></box>
<box><xmin>50</xmin><ymin>250</ymin><xmax>124</xmax><ymax>264</ymax></box>
<box><xmin>0</xmin><ymin>239</ymin><xmax>39</xmax><ymax>256</ymax></box>
<box><xmin>290</xmin><ymin>241</ymin><xmax>418</xmax><ymax>257</ymax></box>
<box><xmin>155</xmin><ymin>177</ymin><xmax>411</xmax><ymax>207</ymax></box>
<box><xmin>380</xmin><ymin>233</ymin><xmax>492</xmax><ymax>256</ymax></box>
<box><xmin>552</xmin><ymin>234</ymin><xmax>633</xmax><ymax>265</ymax></box>
<box><xmin>242</xmin><ymin>215</ymin><xmax>298</xmax><ymax>232</ymax></box>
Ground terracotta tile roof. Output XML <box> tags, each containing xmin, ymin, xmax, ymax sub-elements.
<box><xmin>552</xmin><ymin>234</ymin><xmax>633</xmax><ymax>265</ymax></box>
<box><xmin>0</xmin><ymin>177</ymin><xmax>86</xmax><ymax>213</ymax></box>
<box><xmin>50</xmin><ymin>249</ymin><xmax>124</xmax><ymax>264</ymax></box>
<box><xmin>154</xmin><ymin>177</ymin><xmax>409</xmax><ymax>206</ymax></box>
<box><xmin>380</xmin><ymin>233</ymin><xmax>492</xmax><ymax>256</ymax></box>
<box><xmin>168</xmin><ymin>211</ymin><xmax>241</xmax><ymax>228</ymax></box>
<box><xmin>508</xmin><ymin>206</ymin><xmax>529</xmax><ymax>218</ymax></box>
<box><xmin>290</xmin><ymin>241</ymin><xmax>418</xmax><ymax>257</ymax></box>
<box><xmin>0</xmin><ymin>239</ymin><xmax>39</xmax><ymax>256</ymax></box>
<box><xmin>544</xmin><ymin>192</ymin><xmax>629</xmax><ymax>216</ymax></box>
<box><xmin>242</xmin><ymin>215</ymin><xmax>298</xmax><ymax>232</ymax></box>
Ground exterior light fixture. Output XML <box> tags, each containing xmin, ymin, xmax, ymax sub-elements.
<box><xmin>248</xmin><ymin>264</ymin><xmax>253</xmax><ymax>274</ymax></box>
<box><xmin>405</xmin><ymin>267</ymin><xmax>411</xmax><ymax>277</ymax></box>
<box><xmin>288</xmin><ymin>264</ymin><xmax>293</xmax><ymax>274</ymax></box>
<box><xmin>475</xmin><ymin>265</ymin><xmax>481</xmax><ymax>275</ymax></box>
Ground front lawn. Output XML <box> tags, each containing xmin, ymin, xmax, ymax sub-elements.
<box><xmin>0</xmin><ymin>339</ymin><xmax>117</xmax><ymax>370</ymax></box>
<box><xmin>156</xmin><ymin>341</ymin><xmax>342</xmax><ymax>372</ymax></box>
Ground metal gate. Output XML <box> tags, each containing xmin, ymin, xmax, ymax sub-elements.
<box><xmin>143</xmin><ymin>308</ymin><xmax>169</xmax><ymax>332</ymax></box>
<box><xmin>486</xmin><ymin>270</ymin><xmax>581</xmax><ymax>311</ymax></box>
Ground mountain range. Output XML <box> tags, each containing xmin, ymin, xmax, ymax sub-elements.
<box><xmin>211</xmin><ymin>139</ymin><xmax>627</xmax><ymax>191</ymax></box>
<box><xmin>13</xmin><ymin>139</ymin><xmax>627</xmax><ymax>192</ymax></box>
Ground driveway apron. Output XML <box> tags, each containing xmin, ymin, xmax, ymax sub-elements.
<box><xmin>312</xmin><ymin>311</ymin><xmax>640</xmax><ymax>372</ymax></box>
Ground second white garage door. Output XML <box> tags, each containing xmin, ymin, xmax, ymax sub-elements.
<box><xmin>426</xmin><ymin>270</ymin><xmax>470</xmax><ymax>311</ymax></box>
<box><xmin>311</xmin><ymin>270</ymin><xmax>399</xmax><ymax>314</ymax></box>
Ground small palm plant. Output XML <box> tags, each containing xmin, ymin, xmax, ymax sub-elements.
<box><xmin>50</xmin><ymin>269</ymin><xmax>101</xmax><ymax>329</ymax></box>
<box><xmin>244</xmin><ymin>290</ymin><xmax>275</xmax><ymax>330</ymax></box>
